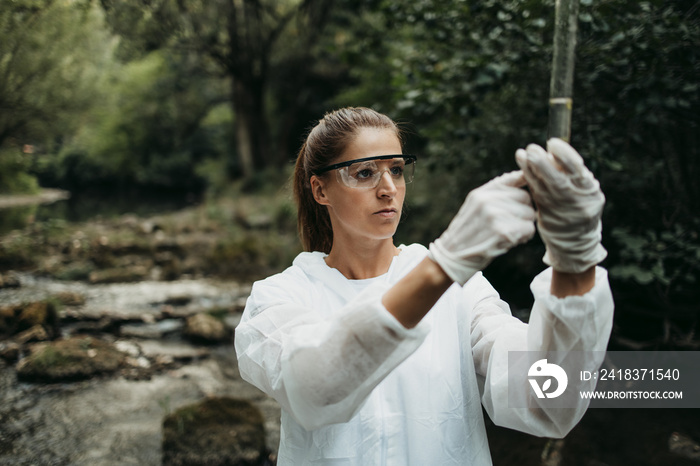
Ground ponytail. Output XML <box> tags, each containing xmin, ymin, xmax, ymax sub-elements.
<box><xmin>293</xmin><ymin>141</ymin><xmax>333</xmax><ymax>253</ymax></box>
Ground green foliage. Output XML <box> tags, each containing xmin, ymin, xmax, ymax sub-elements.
<box><xmin>0</xmin><ymin>229</ymin><xmax>37</xmax><ymax>269</ymax></box>
<box><xmin>100</xmin><ymin>0</ymin><xmax>344</xmax><ymax>179</ymax></box>
<box><xmin>0</xmin><ymin>0</ymin><xmax>112</xmax><ymax>194</ymax></box>
<box><xmin>332</xmin><ymin>0</ymin><xmax>700</xmax><ymax>327</ymax></box>
<box><xmin>0</xmin><ymin>204</ymin><xmax>37</xmax><ymax>236</ymax></box>
<box><xmin>334</xmin><ymin>0</ymin><xmax>557</xmax><ymax>227</ymax></box>
<box><xmin>610</xmin><ymin>225</ymin><xmax>700</xmax><ymax>291</ymax></box>
<box><xmin>574</xmin><ymin>0</ymin><xmax>699</xmax><ymax>222</ymax></box>
<box><xmin>42</xmin><ymin>51</ymin><xmax>230</xmax><ymax>191</ymax></box>
<box><xmin>0</xmin><ymin>149</ymin><xmax>39</xmax><ymax>194</ymax></box>
<box><xmin>0</xmin><ymin>0</ymin><xmax>110</xmax><ymax>149</ymax></box>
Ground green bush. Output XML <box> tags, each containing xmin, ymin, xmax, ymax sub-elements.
<box><xmin>0</xmin><ymin>150</ymin><xmax>39</xmax><ymax>195</ymax></box>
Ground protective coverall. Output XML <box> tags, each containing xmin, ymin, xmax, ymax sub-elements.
<box><xmin>235</xmin><ymin>243</ymin><xmax>614</xmax><ymax>465</ymax></box>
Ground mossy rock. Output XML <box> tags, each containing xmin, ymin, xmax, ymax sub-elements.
<box><xmin>51</xmin><ymin>291</ymin><xmax>86</xmax><ymax>306</ymax></box>
<box><xmin>51</xmin><ymin>261</ymin><xmax>95</xmax><ymax>281</ymax></box>
<box><xmin>88</xmin><ymin>265</ymin><xmax>149</xmax><ymax>284</ymax></box>
<box><xmin>18</xmin><ymin>301</ymin><xmax>53</xmax><ymax>330</ymax></box>
<box><xmin>16</xmin><ymin>336</ymin><xmax>125</xmax><ymax>382</ymax></box>
<box><xmin>162</xmin><ymin>397</ymin><xmax>267</xmax><ymax>466</ymax></box>
<box><xmin>0</xmin><ymin>304</ymin><xmax>20</xmax><ymax>334</ymax></box>
<box><xmin>0</xmin><ymin>300</ymin><xmax>58</xmax><ymax>337</ymax></box>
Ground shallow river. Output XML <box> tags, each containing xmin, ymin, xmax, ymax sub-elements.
<box><xmin>0</xmin><ymin>275</ymin><xmax>281</xmax><ymax>465</ymax></box>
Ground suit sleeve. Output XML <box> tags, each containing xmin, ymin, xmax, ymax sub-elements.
<box><xmin>470</xmin><ymin>267</ymin><xmax>614</xmax><ymax>438</ymax></box>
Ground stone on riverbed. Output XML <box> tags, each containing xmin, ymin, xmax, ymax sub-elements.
<box><xmin>162</xmin><ymin>397</ymin><xmax>268</xmax><ymax>466</ymax></box>
<box><xmin>89</xmin><ymin>265</ymin><xmax>149</xmax><ymax>284</ymax></box>
<box><xmin>0</xmin><ymin>341</ymin><xmax>20</xmax><ymax>362</ymax></box>
<box><xmin>0</xmin><ymin>272</ymin><xmax>21</xmax><ymax>289</ymax></box>
<box><xmin>13</xmin><ymin>324</ymin><xmax>50</xmax><ymax>344</ymax></box>
<box><xmin>0</xmin><ymin>300</ymin><xmax>58</xmax><ymax>338</ymax></box>
<box><xmin>183</xmin><ymin>313</ymin><xmax>231</xmax><ymax>344</ymax></box>
<box><xmin>51</xmin><ymin>290</ymin><xmax>87</xmax><ymax>306</ymax></box>
<box><xmin>120</xmin><ymin>319</ymin><xmax>183</xmax><ymax>339</ymax></box>
<box><xmin>16</xmin><ymin>336</ymin><xmax>126</xmax><ymax>382</ymax></box>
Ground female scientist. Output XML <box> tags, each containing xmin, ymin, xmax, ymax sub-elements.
<box><xmin>235</xmin><ymin>107</ymin><xmax>613</xmax><ymax>465</ymax></box>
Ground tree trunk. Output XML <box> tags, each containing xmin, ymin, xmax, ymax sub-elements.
<box><xmin>231</xmin><ymin>77</ymin><xmax>269</xmax><ymax>178</ymax></box>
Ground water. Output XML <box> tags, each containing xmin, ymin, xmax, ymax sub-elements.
<box><xmin>0</xmin><ymin>275</ymin><xmax>280</xmax><ymax>465</ymax></box>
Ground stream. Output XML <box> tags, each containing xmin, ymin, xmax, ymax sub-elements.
<box><xmin>0</xmin><ymin>274</ymin><xmax>281</xmax><ymax>465</ymax></box>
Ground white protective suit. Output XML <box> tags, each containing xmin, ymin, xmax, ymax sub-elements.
<box><xmin>235</xmin><ymin>243</ymin><xmax>614</xmax><ymax>465</ymax></box>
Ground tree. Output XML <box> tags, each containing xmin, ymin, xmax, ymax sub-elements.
<box><xmin>101</xmin><ymin>0</ymin><xmax>337</xmax><ymax>178</ymax></box>
<box><xmin>0</xmin><ymin>0</ymin><xmax>109</xmax><ymax>150</ymax></box>
<box><xmin>48</xmin><ymin>50</ymin><xmax>230</xmax><ymax>192</ymax></box>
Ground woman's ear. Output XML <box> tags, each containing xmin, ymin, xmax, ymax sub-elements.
<box><xmin>310</xmin><ymin>175</ymin><xmax>331</xmax><ymax>206</ymax></box>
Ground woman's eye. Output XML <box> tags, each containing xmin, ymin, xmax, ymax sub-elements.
<box><xmin>390</xmin><ymin>166</ymin><xmax>404</xmax><ymax>176</ymax></box>
<box><xmin>355</xmin><ymin>168</ymin><xmax>375</xmax><ymax>179</ymax></box>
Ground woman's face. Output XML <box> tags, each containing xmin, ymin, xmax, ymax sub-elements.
<box><xmin>311</xmin><ymin>127</ymin><xmax>405</xmax><ymax>246</ymax></box>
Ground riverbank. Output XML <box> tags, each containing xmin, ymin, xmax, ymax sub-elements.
<box><xmin>0</xmin><ymin>189</ymin><xmax>70</xmax><ymax>209</ymax></box>
<box><xmin>0</xmin><ymin>188</ymin><xmax>300</xmax><ymax>282</ymax></box>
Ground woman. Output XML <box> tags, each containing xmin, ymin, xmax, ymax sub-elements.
<box><xmin>235</xmin><ymin>107</ymin><xmax>613</xmax><ymax>465</ymax></box>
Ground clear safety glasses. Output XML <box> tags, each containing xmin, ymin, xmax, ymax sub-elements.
<box><xmin>314</xmin><ymin>155</ymin><xmax>417</xmax><ymax>189</ymax></box>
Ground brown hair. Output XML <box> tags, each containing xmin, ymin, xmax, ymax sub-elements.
<box><xmin>293</xmin><ymin>107</ymin><xmax>402</xmax><ymax>253</ymax></box>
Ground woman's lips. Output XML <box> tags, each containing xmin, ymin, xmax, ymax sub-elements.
<box><xmin>375</xmin><ymin>208</ymin><xmax>397</xmax><ymax>218</ymax></box>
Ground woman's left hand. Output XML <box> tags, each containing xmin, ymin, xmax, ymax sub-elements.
<box><xmin>515</xmin><ymin>138</ymin><xmax>607</xmax><ymax>273</ymax></box>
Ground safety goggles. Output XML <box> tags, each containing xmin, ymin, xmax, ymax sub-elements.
<box><xmin>314</xmin><ymin>155</ymin><xmax>417</xmax><ymax>189</ymax></box>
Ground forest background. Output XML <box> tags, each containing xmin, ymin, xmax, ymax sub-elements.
<box><xmin>0</xmin><ymin>0</ymin><xmax>698</xmax><ymax>350</ymax></box>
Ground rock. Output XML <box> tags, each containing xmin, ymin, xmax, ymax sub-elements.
<box><xmin>0</xmin><ymin>304</ymin><xmax>19</xmax><ymax>334</ymax></box>
<box><xmin>0</xmin><ymin>272</ymin><xmax>21</xmax><ymax>289</ymax></box>
<box><xmin>51</xmin><ymin>291</ymin><xmax>86</xmax><ymax>306</ymax></box>
<box><xmin>162</xmin><ymin>397</ymin><xmax>268</xmax><ymax>466</ymax></box>
<box><xmin>162</xmin><ymin>295</ymin><xmax>193</xmax><ymax>306</ymax></box>
<box><xmin>120</xmin><ymin>319</ymin><xmax>183</xmax><ymax>339</ymax></box>
<box><xmin>51</xmin><ymin>261</ymin><xmax>95</xmax><ymax>281</ymax></box>
<box><xmin>0</xmin><ymin>341</ymin><xmax>20</xmax><ymax>363</ymax></box>
<box><xmin>140</xmin><ymin>220</ymin><xmax>162</xmax><ymax>234</ymax></box>
<box><xmin>669</xmin><ymin>432</ymin><xmax>700</xmax><ymax>461</ymax></box>
<box><xmin>16</xmin><ymin>336</ymin><xmax>126</xmax><ymax>382</ymax></box>
<box><xmin>152</xmin><ymin>252</ymin><xmax>182</xmax><ymax>280</ymax></box>
<box><xmin>13</xmin><ymin>325</ymin><xmax>49</xmax><ymax>344</ymax></box>
<box><xmin>160</xmin><ymin>305</ymin><xmax>196</xmax><ymax>319</ymax></box>
<box><xmin>183</xmin><ymin>313</ymin><xmax>231</xmax><ymax>344</ymax></box>
<box><xmin>18</xmin><ymin>301</ymin><xmax>53</xmax><ymax>330</ymax></box>
<box><xmin>113</xmin><ymin>340</ymin><xmax>142</xmax><ymax>357</ymax></box>
<box><xmin>542</xmin><ymin>438</ymin><xmax>565</xmax><ymax>466</ymax></box>
<box><xmin>154</xmin><ymin>239</ymin><xmax>182</xmax><ymax>253</ymax></box>
<box><xmin>61</xmin><ymin>317</ymin><xmax>116</xmax><ymax>337</ymax></box>
<box><xmin>138</xmin><ymin>340</ymin><xmax>209</xmax><ymax>362</ymax></box>
<box><xmin>89</xmin><ymin>266</ymin><xmax>149</xmax><ymax>284</ymax></box>
<box><xmin>0</xmin><ymin>301</ymin><xmax>58</xmax><ymax>338</ymax></box>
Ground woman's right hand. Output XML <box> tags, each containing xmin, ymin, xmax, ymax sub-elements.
<box><xmin>428</xmin><ymin>170</ymin><xmax>537</xmax><ymax>285</ymax></box>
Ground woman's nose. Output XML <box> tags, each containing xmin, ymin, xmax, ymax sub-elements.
<box><xmin>376</xmin><ymin>170</ymin><xmax>398</xmax><ymax>196</ymax></box>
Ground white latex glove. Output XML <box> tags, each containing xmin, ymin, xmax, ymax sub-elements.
<box><xmin>428</xmin><ymin>171</ymin><xmax>536</xmax><ymax>285</ymax></box>
<box><xmin>515</xmin><ymin>138</ymin><xmax>607</xmax><ymax>273</ymax></box>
